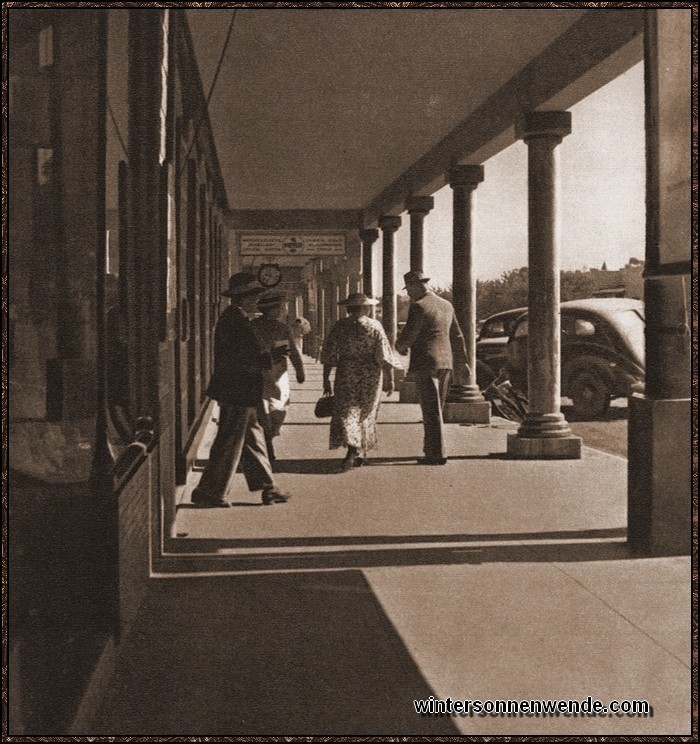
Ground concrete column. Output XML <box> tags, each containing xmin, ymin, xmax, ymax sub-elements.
<box><xmin>317</xmin><ymin>284</ymin><xmax>325</xmax><ymax>346</ymax></box>
<box><xmin>360</xmin><ymin>228</ymin><xmax>379</xmax><ymax>298</ymax></box>
<box><xmin>406</xmin><ymin>196</ymin><xmax>434</xmax><ymax>272</ymax></box>
<box><xmin>507</xmin><ymin>111</ymin><xmax>581</xmax><ymax>459</ymax></box>
<box><xmin>628</xmin><ymin>9</ymin><xmax>691</xmax><ymax>556</ymax></box>
<box><xmin>127</xmin><ymin>10</ymin><xmax>165</xmax><ymax>421</ymax></box>
<box><xmin>379</xmin><ymin>215</ymin><xmax>401</xmax><ymax>347</ymax></box>
<box><xmin>397</xmin><ymin>197</ymin><xmax>434</xmax><ymax>401</ymax></box>
<box><xmin>331</xmin><ymin>281</ymin><xmax>340</xmax><ymax>324</ymax></box>
<box><xmin>443</xmin><ymin>165</ymin><xmax>491</xmax><ymax>424</ymax></box>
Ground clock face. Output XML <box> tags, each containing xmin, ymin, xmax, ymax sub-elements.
<box><xmin>258</xmin><ymin>263</ymin><xmax>282</xmax><ymax>288</ymax></box>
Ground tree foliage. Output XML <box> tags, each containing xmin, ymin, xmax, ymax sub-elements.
<box><xmin>399</xmin><ymin>261</ymin><xmax>645</xmax><ymax>322</ymax></box>
<box><xmin>432</xmin><ymin>265</ymin><xmax>621</xmax><ymax>320</ymax></box>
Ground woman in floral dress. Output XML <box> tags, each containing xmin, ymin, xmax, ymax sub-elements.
<box><xmin>321</xmin><ymin>292</ymin><xmax>404</xmax><ymax>471</ymax></box>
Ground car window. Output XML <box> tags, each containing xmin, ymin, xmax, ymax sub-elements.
<box><xmin>481</xmin><ymin>320</ymin><xmax>506</xmax><ymax>337</ymax></box>
<box><xmin>574</xmin><ymin>318</ymin><xmax>596</xmax><ymax>336</ymax></box>
<box><xmin>513</xmin><ymin>318</ymin><xmax>529</xmax><ymax>339</ymax></box>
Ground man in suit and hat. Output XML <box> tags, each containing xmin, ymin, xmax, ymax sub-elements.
<box><xmin>191</xmin><ymin>272</ymin><xmax>291</xmax><ymax>507</ymax></box>
<box><xmin>395</xmin><ymin>270</ymin><xmax>470</xmax><ymax>465</ymax></box>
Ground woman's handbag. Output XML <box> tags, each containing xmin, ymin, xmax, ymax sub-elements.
<box><xmin>314</xmin><ymin>395</ymin><xmax>335</xmax><ymax>418</ymax></box>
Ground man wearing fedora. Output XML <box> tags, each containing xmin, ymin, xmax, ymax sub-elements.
<box><xmin>396</xmin><ymin>270</ymin><xmax>470</xmax><ymax>465</ymax></box>
<box><xmin>191</xmin><ymin>272</ymin><xmax>291</xmax><ymax>507</ymax></box>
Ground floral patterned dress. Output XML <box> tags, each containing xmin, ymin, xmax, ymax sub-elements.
<box><xmin>321</xmin><ymin>315</ymin><xmax>403</xmax><ymax>453</ymax></box>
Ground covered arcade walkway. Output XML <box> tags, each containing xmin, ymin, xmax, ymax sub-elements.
<box><xmin>74</xmin><ymin>358</ymin><xmax>691</xmax><ymax>736</ymax></box>
<box><xmin>174</xmin><ymin>357</ymin><xmax>628</xmax><ymax>559</ymax></box>
<box><xmin>7</xmin><ymin>7</ymin><xmax>693</xmax><ymax>737</ymax></box>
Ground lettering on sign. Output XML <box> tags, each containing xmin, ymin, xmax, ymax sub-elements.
<box><xmin>240</xmin><ymin>233</ymin><xmax>346</xmax><ymax>256</ymax></box>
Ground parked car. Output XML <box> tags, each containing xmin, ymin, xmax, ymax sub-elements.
<box><xmin>475</xmin><ymin>307</ymin><xmax>527</xmax><ymax>387</ymax></box>
<box><xmin>505</xmin><ymin>298</ymin><xmax>645</xmax><ymax>419</ymax></box>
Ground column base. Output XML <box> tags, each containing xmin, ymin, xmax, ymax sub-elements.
<box><xmin>506</xmin><ymin>432</ymin><xmax>581</xmax><ymax>459</ymax></box>
<box><xmin>446</xmin><ymin>383</ymin><xmax>486</xmax><ymax>403</ymax></box>
<box><xmin>628</xmin><ymin>396</ymin><xmax>691</xmax><ymax>556</ymax></box>
<box><xmin>508</xmin><ymin>412</ymin><xmax>580</xmax><ymax>458</ymax></box>
<box><xmin>443</xmin><ymin>400</ymin><xmax>491</xmax><ymax>424</ymax></box>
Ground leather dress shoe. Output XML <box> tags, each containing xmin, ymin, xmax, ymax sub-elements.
<box><xmin>416</xmin><ymin>457</ymin><xmax>447</xmax><ymax>465</ymax></box>
<box><xmin>262</xmin><ymin>488</ymin><xmax>290</xmax><ymax>505</ymax></box>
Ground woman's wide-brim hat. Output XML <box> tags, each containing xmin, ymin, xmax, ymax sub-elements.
<box><xmin>257</xmin><ymin>289</ymin><xmax>288</xmax><ymax>309</ymax></box>
<box><xmin>339</xmin><ymin>292</ymin><xmax>379</xmax><ymax>307</ymax></box>
<box><xmin>221</xmin><ymin>272</ymin><xmax>267</xmax><ymax>298</ymax></box>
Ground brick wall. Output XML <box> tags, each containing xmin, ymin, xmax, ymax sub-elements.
<box><xmin>117</xmin><ymin>448</ymin><xmax>156</xmax><ymax>638</ymax></box>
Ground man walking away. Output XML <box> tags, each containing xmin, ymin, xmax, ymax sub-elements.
<box><xmin>395</xmin><ymin>270</ymin><xmax>470</xmax><ymax>465</ymax></box>
<box><xmin>191</xmin><ymin>272</ymin><xmax>291</xmax><ymax>507</ymax></box>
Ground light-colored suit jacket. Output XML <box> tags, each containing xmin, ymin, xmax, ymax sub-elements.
<box><xmin>396</xmin><ymin>291</ymin><xmax>468</xmax><ymax>373</ymax></box>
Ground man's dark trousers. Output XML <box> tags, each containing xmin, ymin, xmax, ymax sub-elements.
<box><xmin>193</xmin><ymin>405</ymin><xmax>274</xmax><ymax>501</ymax></box>
<box><xmin>415</xmin><ymin>369</ymin><xmax>452</xmax><ymax>460</ymax></box>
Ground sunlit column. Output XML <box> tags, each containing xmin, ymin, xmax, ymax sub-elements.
<box><xmin>360</xmin><ymin>227</ymin><xmax>379</xmax><ymax>318</ymax></box>
<box><xmin>406</xmin><ymin>196</ymin><xmax>434</xmax><ymax>272</ymax></box>
<box><xmin>379</xmin><ymin>215</ymin><xmax>401</xmax><ymax>347</ymax></box>
<box><xmin>443</xmin><ymin>165</ymin><xmax>490</xmax><ymax>424</ymax></box>
<box><xmin>397</xmin><ymin>197</ymin><xmax>433</xmax><ymax>401</ymax></box>
<box><xmin>507</xmin><ymin>111</ymin><xmax>581</xmax><ymax>459</ymax></box>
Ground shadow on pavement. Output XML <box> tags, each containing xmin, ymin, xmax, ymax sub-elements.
<box><xmin>272</xmin><ymin>454</ymin><xmax>508</xmax><ymax>472</ymax></box>
<box><xmin>88</xmin><ymin>571</ymin><xmax>460</xmax><ymax>736</ymax></box>
<box><xmin>562</xmin><ymin>403</ymin><xmax>630</xmax><ymax>422</ymax></box>
<box><xmin>9</xmin><ymin>473</ymin><xmax>116</xmax><ymax>734</ymax></box>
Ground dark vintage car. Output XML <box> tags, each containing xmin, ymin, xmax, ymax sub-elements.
<box><xmin>475</xmin><ymin>306</ymin><xmax>527</xmax><ymax>387</ymax></box>
<box><xmin>505</xmin><ymin>298</ymin><xmax>645</xmax><ymax>419</ymax></box>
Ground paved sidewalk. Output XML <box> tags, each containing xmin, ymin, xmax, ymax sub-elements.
<box><xmin>85</xmin><ymin>357</ymin><xmax>692</xmax><ymax>736</ymax></box>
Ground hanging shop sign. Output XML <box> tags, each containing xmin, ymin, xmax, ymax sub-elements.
<box><xmin>239</xmin><ymin>232</ymin><xmax>346</xmax><ymax>256</ymax></box>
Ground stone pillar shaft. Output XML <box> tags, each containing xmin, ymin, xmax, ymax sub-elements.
<box><xmin>450</xmin><ymin>166</ymin><xmax>483</xmax><ymax>393</ymax></box>
<box><xmin>406</xmin><ymin>196</ymin><xmax>433</xmax><ymax>272</ymax></box>
<box><xmin>317</xmin><ymin>284</ymin><xmax>325</xmax><ymax>343</ymax></box>
<box><xmin>507</xmin><ymin>111</ymin><xmax>580</xmax><ymax>459</ymax></box>
<box><xmin>360</xmin><ymin>228</ymin><xmax>378</xmax><ymax>298</ymax></box>
<box><xmin>379</xmin><ymin>215</ymin><xmax>401</xmax><ymax>347</ymax></box>
<box><xmin>442</xmin><ymin>166</ymin><xmax>490</xmax><ymax>423</ymax></box>
<box><xmin>526</xmin><ymin>135</ymin><xmax>562</xmax><ymax>415</ymax></box>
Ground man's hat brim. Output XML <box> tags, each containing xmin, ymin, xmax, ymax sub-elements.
<box><xmin>403</xmin><ymin>278</ymin><xmax>430</xmax><ymax>290</ymax></box>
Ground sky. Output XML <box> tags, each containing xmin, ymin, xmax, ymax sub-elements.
<box><xmin>387</xmin><ymin>61</ymin><xmax>646</xmax><ymax>288</ymax></box>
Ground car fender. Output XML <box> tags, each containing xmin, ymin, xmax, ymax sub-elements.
<box><xmin>562</xmin><ymin>354</ymin><xmax>616</xmax><ymax>397</ymax></box>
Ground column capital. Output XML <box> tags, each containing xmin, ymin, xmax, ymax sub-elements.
<box><xmin>405</xmin><ymin>195</ymin><xmax>434</xmax><ymax>215</ymax></box>
<box><xmin>516</xmin><ymin>111</ymin><xmax>572</xmax><ymax>143</ymax></box>
<box><xmin>448</xmin><ymin>164</ymin><xmax>484</xmax><ymax>190</ymax></box>
<box><xmin>379</xmin><ymin>215</ymin><xmax>402</xmax><ymax>233</ymax></box>
<box><xmin>359</xmin><ymin>228</ymin><xmax>379</xmax><ymax>244</ymax></box>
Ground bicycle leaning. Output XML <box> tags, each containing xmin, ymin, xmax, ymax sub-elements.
<box><xmin>481</xmin><ymin>368</ymin><xmax>529</xmax><ymax>423</ymax></box>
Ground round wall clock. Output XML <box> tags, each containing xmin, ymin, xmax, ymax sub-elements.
<box><xmin>258</xmin><ymin>263</ymin><xmax>282</xmax><ymax>288</ymax></box>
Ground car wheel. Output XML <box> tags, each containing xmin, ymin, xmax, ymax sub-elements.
<box><xmin>569</xmin><ymin>371</ymin><xmax>611</xmax><ymax>420</ymax></box>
